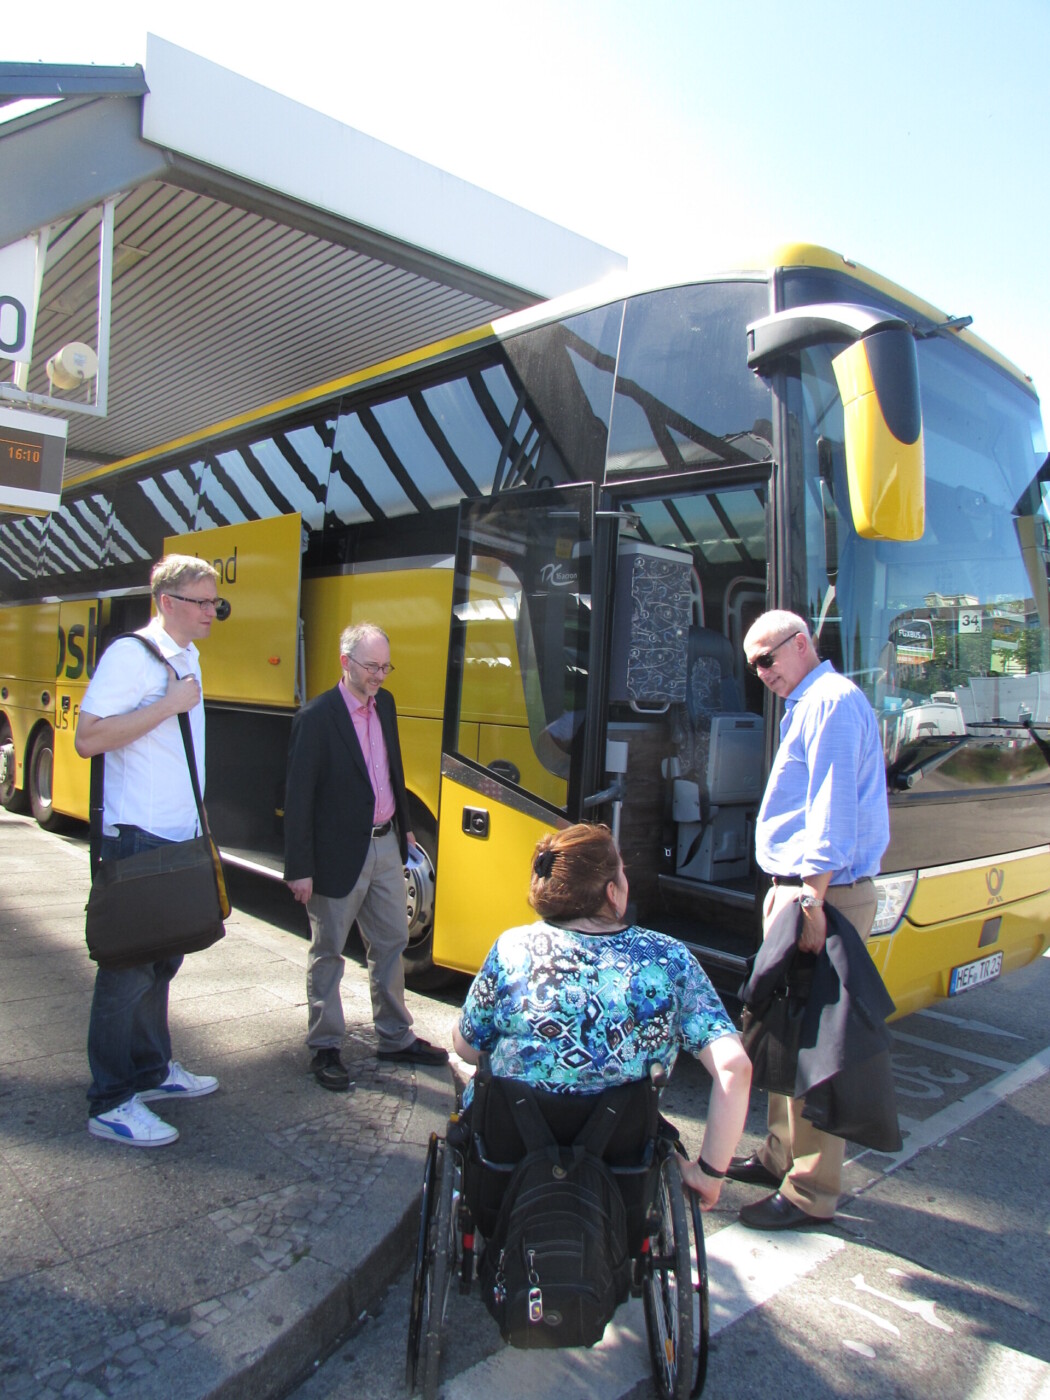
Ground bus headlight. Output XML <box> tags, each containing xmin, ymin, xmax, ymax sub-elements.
<box><xmin>871</xmin><ymin>872</ymin><xmax>917</xmax><ymax>935</ymax></box>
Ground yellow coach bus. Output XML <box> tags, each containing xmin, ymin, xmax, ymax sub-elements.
<box><xmin>2</xmin><ymin>244</ymin><xmax>1048</xmax><ymax>1011</ymax></box>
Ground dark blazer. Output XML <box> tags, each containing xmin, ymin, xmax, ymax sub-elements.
<box><xmin>283</xmin><ymin>684</ymin><xmax>410</xmax><ymax>898</ymax></box>
<box><xmin>740</xmin><ymin>901</ymin><xmax>903</xmax><ymax>1153</ymax></box>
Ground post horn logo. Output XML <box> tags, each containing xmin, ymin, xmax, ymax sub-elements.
<box><xmin>986</xmin><ymin>866</ymin><xmax>1005</xmax><ymax>904</ymax></box>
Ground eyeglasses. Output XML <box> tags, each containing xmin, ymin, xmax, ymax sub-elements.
<box><xmin>747</xmin><ymin>631</ymin><xmax>801</xmax><ymax>673</ymax></box>
<box><xmin>165</xmin><ymin>593</ymin><xmax>231</xmax><ymax>621</ymax></box>
<box><xmin>348</xmin><ymin>653</ymin><xmax>395</xmax><ymax>677</ymax></box>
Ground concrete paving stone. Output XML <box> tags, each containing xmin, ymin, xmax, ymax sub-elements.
<box><xmin>77</xmin><ymin>1216</ymin><xmax>271</xmax><ymax>1325</ymax></box>
<box><xmin>0</xmin><ymin>1172</ymin><xmax>71</xmax><ymax>1282</ymax></box>
<box><xmin>0</xmin><ymin>1079</ymin><xmax>93</xmax><ymax>1146</ymax></box>
<box><xmin>0</xmin><ymin>1026</ymin><xmax>51</xmax><ymax>1064</ymax></box>
<box><xmin>0</xmin><ymin>1259</ymin><xmax>110</xmax><ymax>1379</ymax></box>
<box><xmin>158</xmin><ymin>984</ymin><xmax>295</xmax><ymax>1031</ymax></box>
<box><xmin>0</xmin><ymin>1123</ymin><xmax>163</xmax><ymax>1196</ymax></box>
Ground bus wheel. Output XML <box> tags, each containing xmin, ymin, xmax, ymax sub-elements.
<box><xmin>0</xmin><ymin>721</ymin><xmax>29</xmax><ymax>813</ymax></box>
<box><xmin>28</xmin><ymin>727</ymin><xmax>62</xmax><ymax>830</ymax></box>
<box><xmin>403</xmin><ymin>817</ymin><xmax>456</xmax><ymax>992</ymax></box>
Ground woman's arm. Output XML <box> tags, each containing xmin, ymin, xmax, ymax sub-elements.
<box><xmin>678</xmin><ymin>1033</ymin><xmax>752</xmax><ymax>1209</ymax></box>
<box><xmin>452</xmin><ymin>1023</ymin><xmax>481</xmax><ymax>1065</ymax></box>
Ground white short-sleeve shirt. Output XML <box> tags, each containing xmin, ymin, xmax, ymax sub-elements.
<box><xmin>80</xmin><ymin>616</ymin><xmax>205</xmax><ymax>841</ymax></box>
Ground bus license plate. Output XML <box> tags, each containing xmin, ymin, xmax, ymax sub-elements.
<box><xmin>948</xmin><ymin>951</ymin><xmax>1003</xmax><ymax>996</ymax></box>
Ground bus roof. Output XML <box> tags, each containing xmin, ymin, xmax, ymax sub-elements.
<box><xmin>0</xmin><ymin>37</ymin><xmax>625</xmax><ymax>488</ymax></box>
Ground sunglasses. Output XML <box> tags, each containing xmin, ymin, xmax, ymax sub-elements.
<box><xmin>747</xmin><ymin>631</ymin><xmax>800</xmax><ymax>673</ymax></box>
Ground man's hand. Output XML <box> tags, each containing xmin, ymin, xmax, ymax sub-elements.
<box><xmin>165</xmin><ymin>671</ymin><xmax>201</xmax><ymax>715</ymax></box>
<box><xmin>286</xmin><ymin>877</ymin><xmax>313</xmax><ymax>905</ymax></box>
<box><xmin>797</xmin><ymin>899</ymin><xmax>827</xmax><ymax>954</ymax></box>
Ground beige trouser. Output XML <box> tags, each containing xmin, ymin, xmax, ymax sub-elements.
<box><xmin>758</xmin><ymin>879</ymin><xmax>878</xmax><ymax>1218</ymax></box>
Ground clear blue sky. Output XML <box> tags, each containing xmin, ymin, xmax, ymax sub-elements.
<box><xmin>5</xmin><ymin>0</ymin><xmax>1048</xmax><ymax>430</ymax></box>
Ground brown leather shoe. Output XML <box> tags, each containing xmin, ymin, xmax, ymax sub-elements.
<box><xmin>376</xmin><ymin>1037</ymin><xmax>449</xmax><ymax>1066</ymax></box>
<box><xmin>310</xmin><ymin>1047</ymin><xmax>351</xmax><ymax>1091</ymax></box>
<box><xmin>725</xmin><ymin>1153</ymin><xmax>782</xmax><ymax>1188</ymax></box>
<box><xmin>739</xmin><ymin>1191</ymin><xmax>833</xmax><ymax>1231</ymax></box>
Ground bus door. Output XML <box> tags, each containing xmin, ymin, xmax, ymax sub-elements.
<box><xmin>433</xmin><ymin>485</ymin><xmax>594</xmax><ymax>975</ymax></box>
<box><xmin>601</xmin><ymin>470</ymin><xmax>773</xmax><ymax>983</ymax></box>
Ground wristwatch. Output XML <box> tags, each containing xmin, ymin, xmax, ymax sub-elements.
<box><xmin>798</xmin><ymin>893</ymin><xmax>824</xmax><ymax>911</ymax></box>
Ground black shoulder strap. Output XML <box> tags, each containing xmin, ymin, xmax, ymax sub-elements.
<box><xmin>88</xmin><ymin>632</ymin><xmax>208</xmax><ymax>876</ymax></box>
<box><xmin>506</xmin><ymin>1081</ymin><xmax>559</xmax><ymax>1155</ymax></box>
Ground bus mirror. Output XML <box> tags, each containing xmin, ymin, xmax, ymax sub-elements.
<box><xmin>832</xmin><ymin>324</ymin><xmax>925</xmax><ymax>541</ymax></box>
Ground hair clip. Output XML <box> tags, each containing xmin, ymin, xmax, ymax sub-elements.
<box><xmin>533</xmin><ymin>849</ymin><xmax>556</xmax><ymax>879</ymax></box>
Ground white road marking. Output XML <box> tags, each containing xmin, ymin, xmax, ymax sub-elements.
<box><xmin>830</xmin><ymin>1298</ymin><xmax>902</xmax><ymax>1335</ymax></box>
<box><xmin>915</xmin><ymin>1007</ymin><xmax>1025</xmax><ymax>1040</ymax></box>
<box><xmin>851</xmin><ymin>1044</ymin><xmax>1050</xmax><ymax>1175</ymax></box>
<box><xmin>849</xmin><ymin>1273</ymin><xmax>953</xmax><ymax>1332</ymax></box>
<box><xmin>890</xmin><ymin>1029</ymin><xmax>1016</xmax><ymax>1072</ymax></box>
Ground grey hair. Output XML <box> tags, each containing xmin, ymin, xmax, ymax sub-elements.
<box><xmin>743</xmin><ymin>609</ymin><xmax>812</xmax><ymax>652</ymax></box>
<box><xmin>339</xmin><ymin>621</ymin><xmax>389</xmax><ymax>657</ymax></box>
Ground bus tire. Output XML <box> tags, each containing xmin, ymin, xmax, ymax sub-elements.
<box><xmin>402</xmin><ymin>811</ymin><xmax>457</xmax><ymax>992</ymax></box>
<box><xmin>27</xmin><ymin>726</ymin><xmax>62</xmax><ymax>831</ymax></box>
<box><xmin>0</xmin><ymin>720</ymin><xmax>29</xmax><ymax>813</ymax></box>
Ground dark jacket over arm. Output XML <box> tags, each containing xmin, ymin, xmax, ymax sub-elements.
<box><xmin>283</xmin><ymin>685</ymin><xmax>410</xmax><ymax>898</ymax></box>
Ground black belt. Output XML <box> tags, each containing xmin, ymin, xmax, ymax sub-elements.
<box><xmin>772</xmin><ymin>875</ymin><xmax>870</xmax><ymax>888</ymax></box>
<box><xmin>371</xmin><ymin>820</ymin><xmax>393</xmax><ymax>839</ymax></box>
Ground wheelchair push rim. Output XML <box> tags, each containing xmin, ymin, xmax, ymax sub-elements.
<box><xmin>641</xmin><ymin>1148</ymin><xmax>708</xmax><ymax>1400</ymax></box>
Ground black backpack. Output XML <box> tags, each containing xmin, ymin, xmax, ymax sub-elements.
<box><xmin>478</xmin><ymin>1084</ymin><xmax>631</xmax><ymax>1349</ymax></box>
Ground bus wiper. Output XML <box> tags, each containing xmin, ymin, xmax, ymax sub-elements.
<box><xmin>915</xmin><ymin>314</ymin><xmax>974</xmax><ymax>339</ymax></box>
<box><xmin>966</xmin><ymin>718</ymin><xmax>1050</xmax><ymax>761</ymax></box>
<box><xmin>889</xmin><ymin>735</ymin><xmax>975</xmax><ymax>790</ymax></box>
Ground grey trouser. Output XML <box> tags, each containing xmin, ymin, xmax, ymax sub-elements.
<box><xmin>760</xmin><ymin>879</ymin><xmax>879</xmax><ymax>1217</ymax></box>
<box><xmin>305</xmin><ymin>830</ymin><xmax>415</xmax><ymax>1053</ymax></box>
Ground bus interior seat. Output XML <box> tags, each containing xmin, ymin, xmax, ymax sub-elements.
<box><xmin>670</xmin><ymin>626</ymin><xmax>763</xmax><ymax>884</ymax></box>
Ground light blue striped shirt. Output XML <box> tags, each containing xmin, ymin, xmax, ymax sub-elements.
<box><xmin>755</xmin><ymin>661</ymin><xmax>889</xmax><ymax>884</ymax></box>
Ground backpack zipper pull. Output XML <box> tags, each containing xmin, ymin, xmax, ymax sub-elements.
<box><xmin>527</xmin><ymin>1249</ymin><xmax>543</xmax><ymax>1323</ymax></box>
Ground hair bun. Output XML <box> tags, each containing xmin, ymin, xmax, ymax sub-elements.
<box><xmin>533</xmin><ymin>848</ymin><xmax>556</xmax><ymax>879</ymax></box>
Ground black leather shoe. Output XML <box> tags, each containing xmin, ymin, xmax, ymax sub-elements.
<box><xmin>310</xmin><ymin>1047</ymin><xmax>351</xmax><ymax>1091</ymax></box>
<box><xmin>739</xmin><ymin>1191</ymin><xmax>833</xmax><ymax>1231</ymax></box>
<box><xmin>725</xmin><ymin>1153</ymin><xmax>782</xmax><ymax>1188</ymax></box>
<box><xmin>377</xmin><ymin>1037</ymin><xmax>449</xmax><ymax>1066</ymax></box>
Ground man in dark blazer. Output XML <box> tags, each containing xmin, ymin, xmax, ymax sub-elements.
<box><xmin>284</xmin><ymin>622</ymin><xmax>448</xmax><ymax>1090</ymax></box>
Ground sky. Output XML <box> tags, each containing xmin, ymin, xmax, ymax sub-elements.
<box><xmin>4</xmin><ymin>0</ymin><xmax>1048</xmax><ymax>434</ymax></box>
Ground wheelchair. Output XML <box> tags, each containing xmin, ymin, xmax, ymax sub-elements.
<box><xmin>406</xmin><ymin>1063</ymin><xmax>709</xmax><ymax>1400</ymax></box>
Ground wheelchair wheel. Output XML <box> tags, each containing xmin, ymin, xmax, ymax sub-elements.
<box><xmin>405</xmin><ymin>1134</ymin><xmax>439</xmax><ymax>1394</ymax></box>
<box><xmin>406</xmin><ymin>1134</ymin><xmax>458</xmax><ymax>1399</ymax></box>
<box><xmin>642</xmin><ymin>1150</ymin><xmax>701</xmax><ymax>1400</ymax></box>
<box><xmin>685</xmin><ymin>1179</ymin><xmax>709</xmax><ymax>1398</ymax></box>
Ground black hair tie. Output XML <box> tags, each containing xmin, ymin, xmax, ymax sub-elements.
<box><xmin>533</xmin><ymin>849</ymin><xmax>556</xmax><ymax>879</ymax></box>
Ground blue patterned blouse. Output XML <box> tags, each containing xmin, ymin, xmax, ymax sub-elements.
<box><xmin>458</xmin><ymin>921</ymin><xmax>737</xmax><ymax>1104</ymax></box>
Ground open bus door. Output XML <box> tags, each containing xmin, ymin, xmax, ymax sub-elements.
<box><xmin>433</xmin><ymin>485</ymin><xmax>594</xmax><ymax>975</ymax></box>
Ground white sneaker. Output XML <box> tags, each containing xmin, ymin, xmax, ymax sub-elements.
<box><xmin>89</xmin><ymin>1096</ymin><xmax>179</xmax><ymax>1148</ymax></box>
<box><xmin>138</xmin><ymin>1060</ymin><xmax>219</xmax><ymax>1102</ymax></box>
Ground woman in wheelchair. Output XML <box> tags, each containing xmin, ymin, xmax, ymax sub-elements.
<box><xmin>409</xmin><ymin>824</ymin><xmax>750</xmax><ymax>1399</ymax></box>
<box><xmin>451</xmin><ymin>822</ymin><xmax>751</xmax><ymax>1209</ymax></box>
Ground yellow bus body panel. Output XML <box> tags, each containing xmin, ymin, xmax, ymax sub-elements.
<box><xmin>165</xmin><ymin>515</ymin><xmax>303</xmax><ymax>707</ymax></box>
<box><xmin>0</xmin><ymin>601</ymin><xmax>59</xmax><ymax>795</ymax></box>
<box><xmin>52</xmin><ymin>598</ymin><xmax>109</xmax><ymax>820</ymax></box>
<box><xmin>299</xmin><ymin>562</ymin><xmax>454</xmax><ymax>826</ymax></box>
<box><xmin>433</xmin><ymin>774</ymin><xmax>555</xmax><ymax>974</ymax></box>
<box><xmin>868</xmin><ymin>849</ymin><xmax>1050</xmax><ymax>1017</ymax></box>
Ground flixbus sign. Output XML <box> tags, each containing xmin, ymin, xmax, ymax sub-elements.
<box><xmin>56</xmin><ymin>602</ymin><xmax>102</xmax><ymax>681</ymax></box>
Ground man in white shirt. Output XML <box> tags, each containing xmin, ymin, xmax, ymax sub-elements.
<box><xmin>76</xmin><ymin>555</ymin><xmax>227</xmax><ymax>1147</ymax></box>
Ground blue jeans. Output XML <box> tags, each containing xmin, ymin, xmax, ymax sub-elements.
<box><xmin>86</xmin><ymin>825</ymin><xmax>184</xmax><ymax>1117</ymax></box>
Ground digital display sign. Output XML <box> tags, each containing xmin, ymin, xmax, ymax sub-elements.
<box><xmin>0</xmin><ymin>405</ymin><xmax>66</xmax><ymax>514</ymax></box>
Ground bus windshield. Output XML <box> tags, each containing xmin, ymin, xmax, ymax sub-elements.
<box><xmin>790</xmin><ymin>328</ymin><xmax>1050</xmax><ymax>787</ymax></box>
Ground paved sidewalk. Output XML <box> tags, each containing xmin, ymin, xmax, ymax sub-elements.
<box><xmin>0</xmin><ymin>810</ymin><xmax>455</xmax><ymax>1400</ymax></box>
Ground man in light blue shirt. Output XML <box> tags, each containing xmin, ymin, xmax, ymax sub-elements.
<box><xmin>727</xmin><ymin>610</ymin><xmax>889</xmax><ymax>1230</ymax></box>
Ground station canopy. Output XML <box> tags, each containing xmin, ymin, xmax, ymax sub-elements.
<box><xmin>0</xmin><ymin>37</ymin><xmax>625</xmax><ymax>484</ymax></box>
